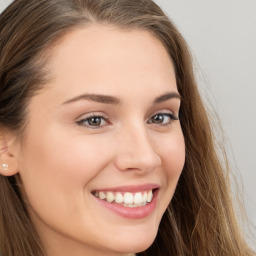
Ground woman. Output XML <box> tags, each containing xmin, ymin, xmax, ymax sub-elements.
<box><xmin>0</xmin><ymin>0</ymin><xmax>254</xmax><ymax>255</ymax></box>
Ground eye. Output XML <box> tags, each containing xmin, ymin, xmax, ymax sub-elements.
<box><xmin>77</xmin><ymin>114</ymin><xmax>109</xmax><ymax>128</ymax></box>
<box><xmin>147</xmin><ymin>112</ymin><xmax>179</xmax><ymax>126</ymax></box>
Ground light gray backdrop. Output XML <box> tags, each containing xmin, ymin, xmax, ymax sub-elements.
<box><xmin>155</xmin><ymin>0</ymin><xmax>256</xmax><ymax>246</ymax></box>
<box><xmin>1</xmin><ymin>0</ymin><xmax>255</xmax><ymax>246</ymax></box>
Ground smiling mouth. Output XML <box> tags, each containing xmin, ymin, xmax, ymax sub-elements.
<box><xmin>91</xmin><ymin>189</ymin><xmax>155</xmax><ymax>208</ymax></box>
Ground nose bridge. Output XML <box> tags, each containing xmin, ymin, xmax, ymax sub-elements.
<box><xmin>114</xmin><ymin>122</ymin><xmax>161</xmax><ymax>172</ymax></box>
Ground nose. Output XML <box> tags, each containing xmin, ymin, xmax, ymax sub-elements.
<box><xmin>113</xmin><ymin>126</ymin><xmax>162</xmax><ymax>173</ymax></box>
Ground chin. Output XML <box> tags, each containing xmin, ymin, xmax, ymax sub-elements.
<box><xmin>106</xmin><ymin>228</ymin><xmax>158</xmax><ymax>254</ymax></box>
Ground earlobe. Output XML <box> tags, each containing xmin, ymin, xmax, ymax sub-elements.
<box><xmin>0</xmin><ymin>132</ymin><xmax>19</xmax><ymax>176</ymax></box>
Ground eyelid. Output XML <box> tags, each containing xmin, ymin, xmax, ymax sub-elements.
<box><xmin>149</xmin><ymin>109</ymin><xmax>179</xmax><ymax>119</ymax></box>
<box><xmin>76</xmin><ymin>111</ymin><xmax>109</xmax><ymax>121</ymax></box>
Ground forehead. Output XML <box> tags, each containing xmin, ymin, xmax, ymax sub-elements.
<box><xmin>40</xmin><ymin>25</ymin><xmax>177</xmax><ymax>100</ymax></box>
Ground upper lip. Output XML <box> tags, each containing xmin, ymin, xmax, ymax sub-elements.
<box><xmin>92</xmin><ymin>183</ymin><xmax>160</xmax><ymax>193</ymax></box>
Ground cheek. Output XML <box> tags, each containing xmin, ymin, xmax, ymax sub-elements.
<box><xmin>158</xmin><ymin>129</ymin><xmax>185</xmax><ymax>187</ymax></box>
<box><xmin>163</xmin><ymin>131</ymin><xmax>185</xmax><ymax>168</ymax></box>
<box><xmin>17</xmin><ymin>129</ymin><xmax>115</xmax><ymax>240</ymax></box>
<box><xmin>18</xmin><ymin>128</ymin><xmax>111</xmax><ymax>211</ymax></box>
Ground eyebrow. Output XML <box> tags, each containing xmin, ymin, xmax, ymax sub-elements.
<box><xmin>62</xmin><ymin>94</ymin><xmax>120</xmax><ymax>105</ymax></box>
<box><xmin>62</xmin><ymin>92</ymin><xmax>181</xmax><ymax>105</ymax></box>
<box><xmin>153</xmin><ymin>92</ymin><xmax>181</xmax><ymax>103</ymax></box>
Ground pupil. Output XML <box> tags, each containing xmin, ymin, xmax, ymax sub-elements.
<box><xmin>89</xmin><ymin>117</ymin><xmax>101</xmax><ymax>126</ymax></box>
<box><xmin>153</xmin><ymin>114</ymin><xmax>163</xmax><ymax>123</ymax></box>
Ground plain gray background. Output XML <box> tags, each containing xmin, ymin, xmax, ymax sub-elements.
<box><xmin>1</xmin><ymin>0</ymin><xmax>255</xmax><ymax>246</ymax></box>
<box><xmin>154</xmin><ymin>0</ymin><xmax>256</xmax><ymax>246</ymax></box>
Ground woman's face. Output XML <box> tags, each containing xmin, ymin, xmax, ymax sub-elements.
<box><xmin>14</xmin><ymin>26</ymin><xmax>185</xmax><ymax>256</ymax></box>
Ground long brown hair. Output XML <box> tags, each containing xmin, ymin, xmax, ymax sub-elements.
<box><xmin>0</xmin><ymin>0</ymin><xmax>254</xmax><ymax>255</ymax></box>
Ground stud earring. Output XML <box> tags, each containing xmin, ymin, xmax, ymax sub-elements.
<box><xmin>2</xmin><ymin>164</ymin><xmax>8</xmax><ymax>171</ymax></box>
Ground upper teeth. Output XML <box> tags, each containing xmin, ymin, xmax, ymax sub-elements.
<box><xmin>93</xmin><ymin>190</ymin><xmax>153</xmax><ymax>207</ymax></box>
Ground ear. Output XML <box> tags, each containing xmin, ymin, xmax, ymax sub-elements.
<box><xmin>0</xmin><ymin>130</ymin><xmax>19</xmax><ymax>176</ymax></box>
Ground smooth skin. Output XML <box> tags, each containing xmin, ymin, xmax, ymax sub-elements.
<box><xmin>1</xmin><ymin>26</ymin><xmax>185</xmax><ymax>256</ymax></box>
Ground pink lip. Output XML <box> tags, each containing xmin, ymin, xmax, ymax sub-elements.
<box><xmin>92</xmin><ymin>186</ymin><xmax>159</xmax><ymax>219</ymax></box>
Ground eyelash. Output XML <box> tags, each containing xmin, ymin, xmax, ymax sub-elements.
<box><xmin>76</xmin><ymin>112</ymin><xmax>179</xmax><ymax>129</ymax></box>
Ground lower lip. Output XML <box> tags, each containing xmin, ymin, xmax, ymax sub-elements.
<box><xmin>93</xmin><ymin>190</ymin><xmax>159</xmax><ymax>219</ymax></box>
